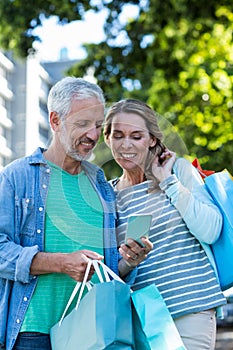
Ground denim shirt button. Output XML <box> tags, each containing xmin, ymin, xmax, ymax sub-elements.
<box><xmin>16</xmin><ymin>319</ymin><xmax>20</xmax><ymax>324</ymax></box>
<box><xmin>39</xmin><ymin>207</ymin><xmax>43</xmax><ymax>212</ymax></box>
<box><xmin>37</xmin><ymin>229</ymin><xmax>41</xmax><ymax>234</ymax></box>
<box><xmin>42</xmin><ymin>184</ymin><xmax>47</xmax><ymax>189</ymax></box>
<box><xmin>23</xmin><ymin>297</ymin><xmax>28</xmax><ymax>302</ymax></box>
<box><xmin>25</xmin><ymin>198</ymin><xmax>30</xmax><ymax>203</ymax></box>
<box><xmin>46</xmin><ymin>168</ymin><xmax>50</xmax><ymax>173</ymax></box>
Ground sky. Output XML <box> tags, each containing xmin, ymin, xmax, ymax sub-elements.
<box><xmin>33</xmin><ymin>9</ymin><xmax>108</xmax><ymax>62</ymax></box>
<box><xmin>33</xmin><ymin>5</ymin><xmax>139</xmax><ymax>62</ymax></box>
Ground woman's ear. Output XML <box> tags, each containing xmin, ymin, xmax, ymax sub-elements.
<box><xmin>149</xmin><ymin>136</ymin><xmax>157</xmax><ymax>148</ymax></box>
<box><xmin>104</xmin><ymin>135</ymin><xmax>110</xmax><ymax>148</ymax></box>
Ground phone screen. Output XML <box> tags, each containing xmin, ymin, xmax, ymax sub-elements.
<box><xmin>125</xmin><ymin>214</ymin><xmax>152</xmax><ymax>246</ymax></box>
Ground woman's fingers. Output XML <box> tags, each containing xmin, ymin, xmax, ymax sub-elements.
<box><xmin>119</xmin><ymin>237</ymin><xmax>153</xmax><ymax>267</ymax></box>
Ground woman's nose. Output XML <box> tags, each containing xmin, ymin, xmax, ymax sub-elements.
<box><xmin>121</xmin><ymin>138</ymin><xmax>132</xmax><ymax>148</ymax></box>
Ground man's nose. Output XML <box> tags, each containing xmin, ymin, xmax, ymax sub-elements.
<box><xmin>86</xmin><ymin>126</ymin><xmax>100</xmax><ymax>141</ymax></box>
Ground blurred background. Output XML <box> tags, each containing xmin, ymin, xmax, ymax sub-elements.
<box><xmin>0</xmin><ymin>0</ymin><xmax>232</xmax><ymax>176</ymax></box>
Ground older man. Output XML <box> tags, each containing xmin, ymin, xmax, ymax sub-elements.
<box><xmin>0</xmin><ymin>77</ymin><xmax>152</xmax><ymax>350</ymax></box>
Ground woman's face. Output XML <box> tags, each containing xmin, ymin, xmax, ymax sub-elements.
<box><xmin>107</xmin><ymin>112</ymin><xmax>156</xmax><ymax>172</ymax></box>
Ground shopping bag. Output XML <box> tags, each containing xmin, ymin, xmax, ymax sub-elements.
<box><xmin>50</xmin><ymin>260</ymin><xmax>134</xmax><ymax>350</ymax></box>
<box><xmin>192</xmin><ymin>158</ymin><xmax>215</xmax><ymax>179</ymax></box>
<box><xmin>131</xmin><ymin>284</ymin><xmax>186</xmax><ymax>350</ymax></box>
<box><xmin>192</xmin><ymin>159</ymin><xmax>233</xmax><ymax>290</ymax></box>
<box><xmin>205</xmin><ymin>171</ymin><xmax>233</xmax><ymax>291</ymax></box>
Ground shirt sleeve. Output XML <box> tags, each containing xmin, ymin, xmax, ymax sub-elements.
<box><xmin>159</xmin><ymin>157</ymin><xmax>222</xmax><ymax>244</ymax></box>
<box><xmin>0</xmin><ymin>172</ymin><xmax>39</xmax><ymax>283</ymax></box>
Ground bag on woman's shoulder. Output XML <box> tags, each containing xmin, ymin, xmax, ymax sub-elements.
<box><xmin>192</xmin><ymin>159</ymin><xmax>233</xmax><ymax>291</ymax></box>
<box><xmin>205</xmin><ymin>171</ymin><xmax>233</xmax><ymax>290</ymax></box>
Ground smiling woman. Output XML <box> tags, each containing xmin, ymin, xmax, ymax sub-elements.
<box><xmin>103</xmin><ymin>98</ymin><xmax>227</xmax><ymax>350</ymax></box>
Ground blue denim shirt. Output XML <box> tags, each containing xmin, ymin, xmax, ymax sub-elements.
<box><xmin>0</xmin><ymin>148</ymin><xmax>119</xmax><ymax>350</ymax></box>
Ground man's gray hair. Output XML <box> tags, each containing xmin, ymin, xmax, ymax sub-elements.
<box><xmin>47</xmin><ymin>76</ymin><xmax>105</xmax><ymax>120</ymax></box>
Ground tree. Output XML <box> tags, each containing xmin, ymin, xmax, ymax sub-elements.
<box><xmin>0</xmin><ymin>0</ymin><xmax>97</xmax><ymax>57</ymax></box>
<box><xmin>1</xmin><ymin>0</ymin><xmax>232</xmax><ymax>176</ymax></box>
<box><xmin>147</xmin><ymin>4</ymin><xmax>233</xmax><ymax>173</ymax></box>
<box><xmin>67</xmin><ymin>0</ymin><xmax>233</xmax><ymax>175</ymax></box>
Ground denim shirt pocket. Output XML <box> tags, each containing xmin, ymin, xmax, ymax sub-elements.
<box><xmin>15</xmin><ymin>197</ymin><xmax>36</xmax><ymax>240</ymax></box>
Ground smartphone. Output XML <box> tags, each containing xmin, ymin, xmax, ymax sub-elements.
<box><xmin>125</xmin><ymin>214</ymin><xmax>152</xmax><ymax>246</ymax></box>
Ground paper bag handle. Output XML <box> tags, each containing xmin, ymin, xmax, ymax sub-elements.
<box><xmin>93</xmin><ymin>260</ymin><xmax>125</xmax><ymax>284</ymax></box>
<box><xmin>58</xmin><ymin>259</ymin><xmax>126</xmax><ymax>326</ymax></box>
<box><xmin>59</xmin><ymin>259</ymin><xmax>93</xmax><ymax>326</ymax></box>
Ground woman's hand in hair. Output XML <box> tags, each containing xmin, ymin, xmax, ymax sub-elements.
<box><xmin>151</xmin><ymin>149</ymin><xmax>176</xmax><ymax>183</ymax></box>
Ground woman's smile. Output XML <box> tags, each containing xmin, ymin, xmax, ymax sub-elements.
<box><xmin>120</xmin><ymin>153</ymin><xmax>137</xmax><ymax>159</ymax></box>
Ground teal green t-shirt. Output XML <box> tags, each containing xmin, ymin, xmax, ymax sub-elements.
<box><xmin>21</xmin><ymin>162</ymin><xmax>104</xmax><ymax>333</ymax></box>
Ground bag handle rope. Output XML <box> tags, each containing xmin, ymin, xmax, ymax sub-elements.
<box><xmin>58</xmin><ymin>259</ymin><xmax>125</xmax><ymax>326</ymax></box>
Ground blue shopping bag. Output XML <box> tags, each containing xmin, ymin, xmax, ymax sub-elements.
<box><xmin>50</xmin><ymin>260</ymin><xmax>134</xmax><ymax>350</ymax></box>
<box><xmin>205</xmin><ymin>171</ymin><xmax>233</xmax><ymax>291</ymax></box>
<box><xmin>131</xmin><ymin>284</ymin><xmax>186</xmax><ymax>350</ymax></box>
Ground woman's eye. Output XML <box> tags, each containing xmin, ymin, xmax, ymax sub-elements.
<box><xmin>131</xmin><ymin>133</ymin><xmax>142</xmax><ymax>140</ymax></box>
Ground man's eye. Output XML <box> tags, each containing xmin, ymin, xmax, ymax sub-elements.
<box><xmin>96</xmin><ymin>123</ymin><xmax>103</xmax><ymax>129</ymax></box>
<box><xmin>113</xmin><ymin>133</ymin><xmax>122</xmax><ymax>139</ymax></box>
<box><xmin>72</xmin><ymin>121</ymin><xmax>87</xmax><ymax>127</ymax></box>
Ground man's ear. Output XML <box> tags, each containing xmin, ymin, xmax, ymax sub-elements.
<box><xmin>50</xmin><ymin>112</ymin><xmax>61</xmax><ymax>132</ymax></box>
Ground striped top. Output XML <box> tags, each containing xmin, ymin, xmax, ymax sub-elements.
<box><xmin>114</xmin><ymin>179</ymin><xmax>226</xmax><ymax>318</ymax></box>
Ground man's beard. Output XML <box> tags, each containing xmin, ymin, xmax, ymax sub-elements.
<box><xmin>59</xmin><ymin>130</ymin><xmax>93</xmax><ymax>162</ymax></box>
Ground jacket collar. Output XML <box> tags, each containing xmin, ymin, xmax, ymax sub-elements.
<box><xmin>28</xmin><ymin>147</ymin><xmax>102</xmax><ymax>178</ymax></box>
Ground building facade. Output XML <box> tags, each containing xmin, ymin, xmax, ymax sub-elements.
<box><xmin>0</xmin><ymin>51</ymin><xmax>14</xmax><ymax>168</ymax></box>
<box><xmin>0</xmin><ymin>51</ymin><xmax>78</xmax><ymax>169</ymax></box>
